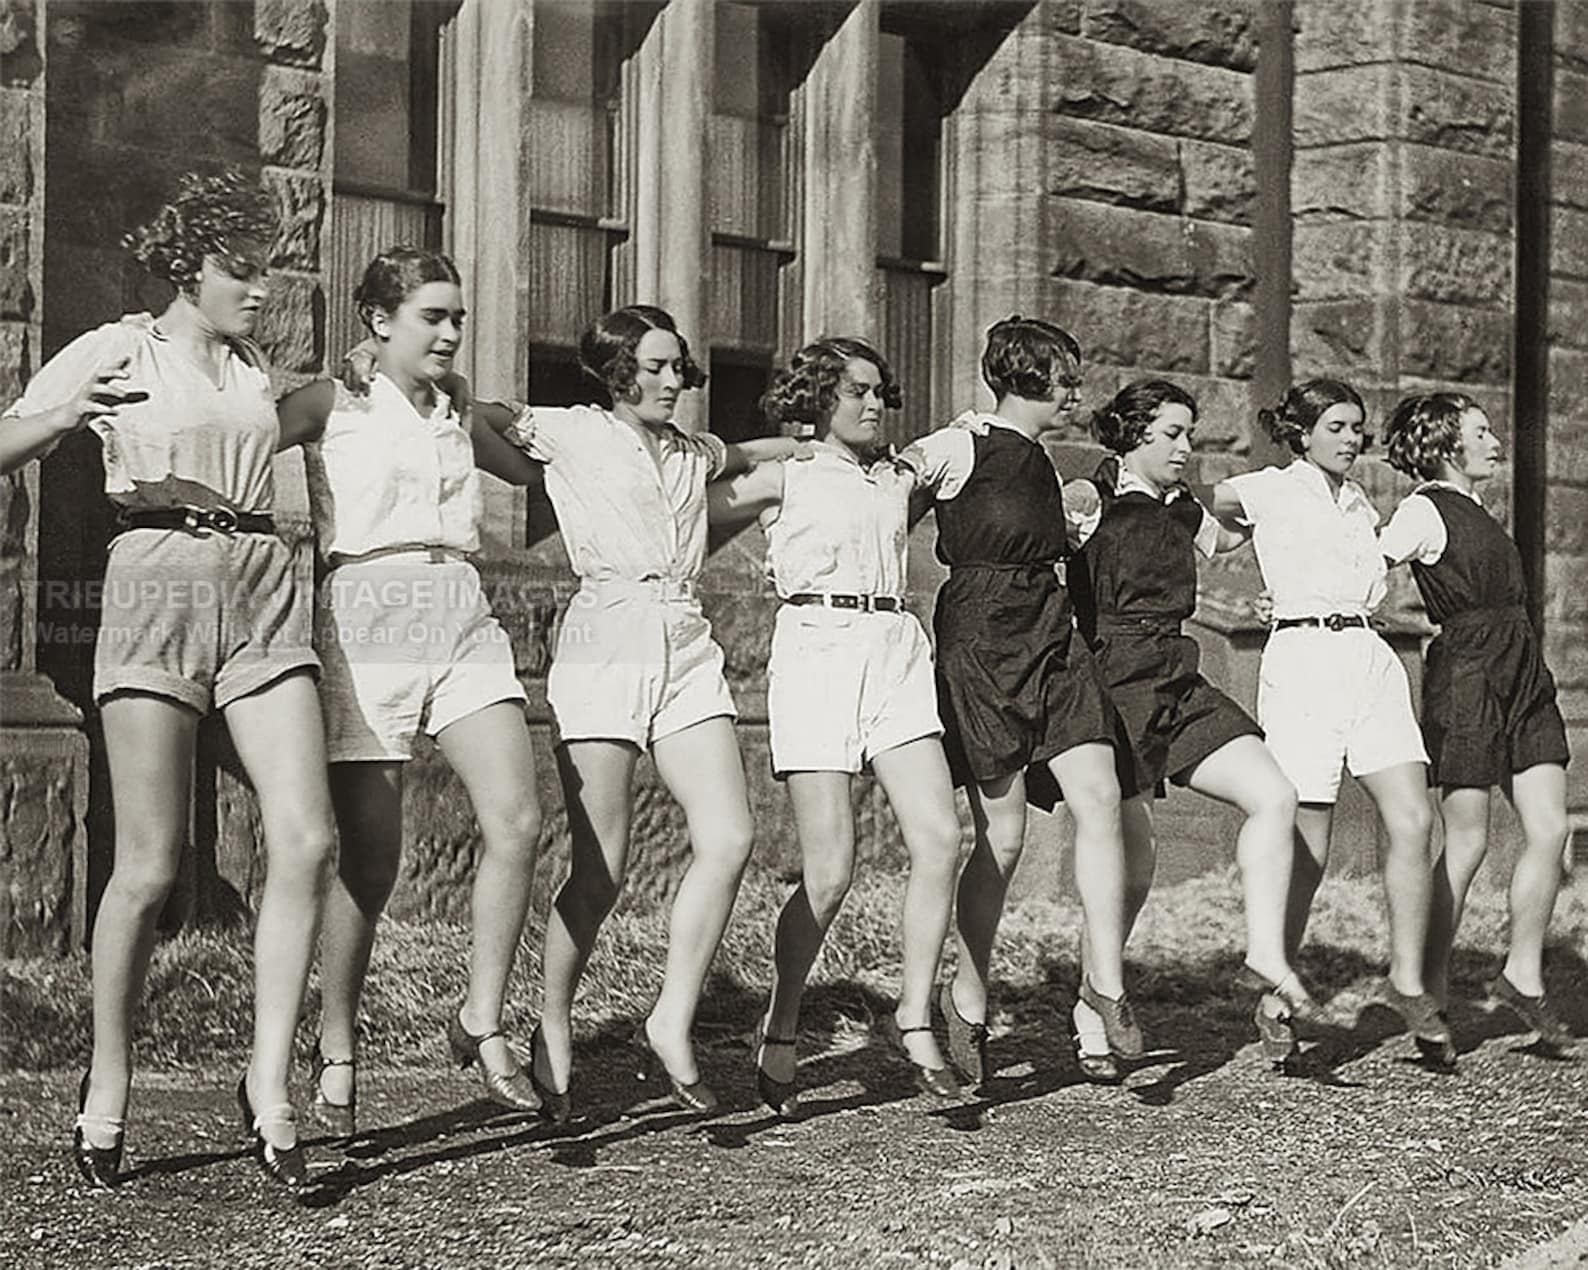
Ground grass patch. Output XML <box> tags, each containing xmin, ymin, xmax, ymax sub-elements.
<box><xmin>6</xmin><ymin>870</ymin><xmax>1587</xmax><ymax>1073</ymax></box>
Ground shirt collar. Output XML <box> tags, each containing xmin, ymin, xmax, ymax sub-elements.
<box><xmin>1114</xmin><ymin>466</ymin><xmax>1193</xmax><ymax>503</ymax></box>
<box><xmin>1286</xmin><ymin>458</ymin><xmax>1370</xmax><ymax>511</ymax></box>
<box><xmin>1417</xmin><ymin>479</ymin><xmax>1483</xmax><ymax>506</ymax></box>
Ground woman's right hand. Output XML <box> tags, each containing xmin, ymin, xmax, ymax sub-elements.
<box><xmin>1251</xmin><ymin>589</ymin><xmax>1276</xmax><ymax>625</ymax></box>
<box><xmin>63</xmin><ymin>357</ymin><xmax>144</xmax><ymax>433</ymax></box>
<box><xmin>339</xmin><ymin>340</ymin><xmax>379</xmax><ymax>395</ymax></box>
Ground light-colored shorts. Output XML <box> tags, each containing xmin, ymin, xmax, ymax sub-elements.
<box><xmin>769</xmin><ymin>606</ymin><xmax>942</xmax><ymax>775</ymax></box>
<box><xmin>315</xmin><ymin>553</ymin><xmax>526</xmax><ymax>762</ymax></box>
<box><xmin>1256</xmin><ymin>625</ymin><xmax>1428</xmax><ymax>804</ymax></box>
<box><xmin>93</xmin><ymin>528</ymin><xmax>319</xmax><ymax>713</ymax></box>
<box><xmin>548</xmin><ymin>579</ymin><xmax>736</xmax><ymax>749</ymax></box>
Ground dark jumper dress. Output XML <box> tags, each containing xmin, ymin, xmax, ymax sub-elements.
<box><xmin>1408</xmin><ymin>486</ymin><xmax>1569</xmax><ymax>787</ymax></box>
<box><xmin>930</xmin><ymin>425</ymin><xmax>1120</xmax><ymax>811</ymax></box>
<box><xmin>1068</xmin><ymin>463</ymin><xmax>1261</xmax><ymax>796</ymax></box>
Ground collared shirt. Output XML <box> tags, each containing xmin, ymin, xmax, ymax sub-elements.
<box><xmin>1378</xmin><ymin>482</ymin><xmax>1483</xmax><ymax>567</ymax></box>
<box><xmin>1224</xmin><ymin>460</ymin><xmax>1386</xmax><ymax>617</ymax></box>
<box><xmin>899</xmin><ymin>411</ymin><xmax>1037</xmax><ymax>501</ymax></box>
<box><xmin>761</xmin><ymin>441</ymin><xmax>914</xmax><ymax>597</ymax></box>
<box><xmin>304</xmin><ymin>374</ymin><xmax>480</xmax><ymax>558</ymax></box>
<box><xmin>2</xmin><ymin>313</ymin><xmax>278</xmax><ymax>511</ymax></box>
<box><xmin>1070</xmin><ymin>466</ymin><xmax>1222</xmax><ymax>559</ymax></box>
<box><xmin>504</xmin><ymin>403</ymin><xmax>728</xmax><ymax>583</ymax></box>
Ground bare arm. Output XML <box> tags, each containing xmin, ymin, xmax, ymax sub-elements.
<box><xmin>720</xmin><ymin>435</ymin><xmax>809</xmax><ymax>478</ymax></box>
<box><xmin>1210</xmin><ymin>479</ymin><xmax>1248</xmax><ymax>525</ymax></box>
<box><xmin>472</xmin><ymin>415</ymin><xmax>544</xmax><ymax>488</ymax></box>
<box><xmin>274</xmin><ymin>379</ymin><xmax>336</xmax><ymax>451</ymax></box>
<box><xmin>707</xmin><ymin>459</ymin><xmax>785</xmax><ymax>527</ymax></box>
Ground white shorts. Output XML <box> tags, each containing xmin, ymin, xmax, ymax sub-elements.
<box><xmin>768</xmin><ymin>606</ymin><xmax>942</xmax><ymax>775</ymax></box>
<box><xmin>548</xmin><ymin>580</ymin><xmax>737</xmax><ymax>749</ymax></box>
<box><xmin>1256</xmin><ymin>625</ymin><xmax>1428</xmax><ymax>804</ymax></box>
<box><xmin>315</xmin><ymin>554</ymin><xmax>527</xmax><ymax>762</ymax></box>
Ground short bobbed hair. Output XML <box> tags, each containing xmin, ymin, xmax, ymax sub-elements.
<box><xmin>578</xmin><ymin>305</ymin><xmax>706</xmax><ymax>404</ymax></box>
<box><xmin>1258</xmin><ymin>378</ymin><xmax>1368</xmax><ymax>455</ymax></box>
<box><xmin>1092</xmin><ymin>379</ymin><xmax>1199</xmax><ymax>455</ymax></box>
<box><xmin>761</xmin><ymin>336</ymin><xmax>902</xmax><ymax>436</ymax></box>
<box><xmin>1383</xmin><ymin>391</ymin><xmax>1480</xmax><ymax>481</ymax></box>
<box><xmin>122</xmin><ymin>169</ymin><xmax>280</xmax><ymax>292</ymax></box>
<box><xmin>981</xmin><ymin>315</ymin><xmax>1082</xmax><ymax>401</ymax></box>
<box><xmin>354</xmin><ymin>246</ymin><xmax>462</xmax><ymax>332</ymax></box>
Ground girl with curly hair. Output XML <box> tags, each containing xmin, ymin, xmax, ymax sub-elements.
<box><xmin>898</xmin><ymin>316</ymin><xmax>1137</xmax><ymax>1089</ymax></box>
<box><xmin>0</xmin><ymin>170</ymin><xmax>334</xmax><ymax>1189</ymax></box>
<box><xmin>274</xmin><ymin>247</ymin><xmax>552</xmax><ymax>1131</ymax></box>
<box><xmin>1211</xmin><ymin>380</ymin><xmax>1446</xmax><ymax>1065</ymax></box>
<box><xmin>707</xmin><ymin>336</ymin><xmax>963</xmax><ymax>1113</ymax></box>
<box><xmin>1065</xmin><ymin>379</ymin><xmax>1308</xmax><ymax>1072</ymax></box>
<box><xmin>1379</xmin><ymin>392</ymin><xmax>1573</xmax><ymax>1053</ymax></box>
<box><xmin>461</xmin><ymin>304</ymin><xmax>804</xmax><ymax>1116</ymax></box>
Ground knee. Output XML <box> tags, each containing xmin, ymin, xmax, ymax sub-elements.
<box><xmin>1525</xmin><ymin>813</ymin><xmax>1571</xmax><ymax>860</ymax></box>
<box><xmin>107</xmin><ymin>845</ymin><xmax>182</xmax><ymax>913</ymax></box>
<box><xmin>1383</xmin><ymin>798</ymin><xmax>1434</xmax><ymax>849</ymax></box>
<box><xmin>478</xmin><ymin>797</ymin><xmax>544</xmax><ymax>867</ymax></box>
<box><xmin>973</xmin><ymin>825</ymin><xmax>1025</xmax><ymax>879</ymax></box>
<box><xmin>804</xmin><ymin>857</ymin><xmax>854</xmax><ymax>922</ymax></box>
<box><xmin>272</xmin><ymin>823</ymin><xmax>337</xmax><ymax>893</ymax></box>
<box><xmin>694</xmin><ymin>812</ymin><xmax>755</xmax><ymax>877</ymax></box>
<box><xmin>1065</xmin><ymin>777</ymin><xmax>1123</xmax><ymax>836</ymax></box>
<box><xmin>914</xmin><ymin>817</ymin><xmax>964</xmax><ymax>878</ymax></box>
<box><xmin>1258</xmin><ymin>779</ymin><xmax>1299</xmax><ymax>826</ymax></box>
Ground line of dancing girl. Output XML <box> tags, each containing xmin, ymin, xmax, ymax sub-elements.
<box><xmin>0</xmin><ymin>173</ymin><xmax>1573</xmax><ymax>1193</ymax></box>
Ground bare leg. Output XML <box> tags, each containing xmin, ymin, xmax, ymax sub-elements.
<box><xmin>648</xmin><ymin>716</ymin><xmax>755</xmax><ymax>1083</ymax></box>
<box><xmin>764</xmin><ymin>771</ymin><xmax>854</xmax><ymax>1083</ymax></box>
<box><xmin>1424</xmin><ymin>786</ymin><xmax>1490</xmax><ymax>1008</ymax></box>
<box><xmin>1502</xmin><ymin>763</ymin><xmax>1570</xmax><ymax>996</ymax></box>
<box><xmin>435</xmin><ymin>701</ymin><xmax>543</xmax><ymax>1077</ymax></box>
<box><xmin>317</xmin><ymin>761</ymin><xmax>404</xmax><ymax>1104</ymax></box>
<box><xmin>224</xmin><ymin>672</ymin><xmax>337</xmax><ymax>1149</ymax></box>
<box><xmin>1053</xmin><ymin>742</ymin><xmax>1126</xmax><ymax>997</ymax></box>
<box><xmin>538</xmin><ymin>739</ymin><xmax>638</xmax><ymax>1093</ymax></box>
<box><xmin>1078</xmin><ymin>793</ymin><xmax>1154</xmax><ymax>987</ymax></box>
<box><xmin>82</xmin><ymin>695</ymin><xmax>200</xmax><ymax>1146</ymax></box>
<box><xmin>949</xmin><ymin>771</ymin><xmax>1028</xmax><ymax>1026</ymax></box>
<box><xmin>1358</xmin><ymin>762</ymin><xmax>1435</xmax><ymax>997</ymax></box>
<box><xmin>871</xmin><ymin>738</ymin><xmax>962</xmax><ymax>1071</ymax></box>
<box><xmin>1287</xmin><ymin>804</ymin><xmax>1333</xmax><ymax>963</ymax></box>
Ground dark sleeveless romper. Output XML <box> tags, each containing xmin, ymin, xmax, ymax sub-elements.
<box><xmin>1068</xmin><ymin>465</ymin><xmax>1261</xmax><ymax>796</ymax></box>
<box><xmin>1409</xmin><ymin>487</ymin><xmax>1568</xmax><ymax>787</ymax></box>
<box><xmin>930</xmin><ymin>426</ymin><xmax>1121</xmax><ymax>811</ymax></box>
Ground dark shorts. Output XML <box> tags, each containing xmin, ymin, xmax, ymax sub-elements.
<box><xmin>1423</xmin><ymin>614</ymin><xmax>1570</xmax><ymax>788</ymax></box>
<box><xmin>1092</xmin><ymin>626</ymin><xmax>1261</xmax><ymax>798</ymax></box>
<box><xmin>933</xmin><ymin>567</ymin><xmax>1125</xmax><ymax>811</ymax></box>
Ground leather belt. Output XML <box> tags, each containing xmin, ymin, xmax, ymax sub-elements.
<box><xmin>785</xmin><ymin>592</ymin><xmax>905</xmax><ymax>613</ymax></box>
<box><xmin>119</xmin><ymin>506</ymin><xmax>275</xmax><ymax>536</ymax></box>
<box><xmin>1273</xmin><ymin>613</ymin><xmax>1368</xmax><ymax>632</ymax></box>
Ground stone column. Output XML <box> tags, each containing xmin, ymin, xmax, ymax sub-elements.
<box><xmin>796</xmin><ymin>0</ymin><xmax>879</xmax><ymax>342</ymax></box>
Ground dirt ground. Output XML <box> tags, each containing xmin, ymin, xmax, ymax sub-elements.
<box><xmin>4</xmin><ymin>983</ymin><xmax>1585</xmax><ymax>1270</ymax></box>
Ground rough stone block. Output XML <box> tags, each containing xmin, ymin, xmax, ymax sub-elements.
<box><xmin>1400</xmin><ymin>144</ymin><xmax>1513</xmax><ymax>234</ymax></box>
<box><xmin>103</xmin><ymin>51</ymin><xmax>260</xmax><ymax>163</ymax></box>
<box><xmin>1400</xmin><ymin>301</ymin><xmax>1512</xmax><ymax>384</ymax></box>
<box><xmin>1555</xmin><ymin>69</ymin><xmax>1588</xmax><ymax>145</ymax></box>
<box><xmin>1550</xmin><ymin>280</ymin><xmax>1588</xmax><ymax>353</ymax></box>
<box><xmin>1293</xmin><ymin>0</ymin><xmax>1395</xmax><ymax>74</ymax></box>
<box><xmin>1179</xmin><ymin>138</ymin><xmax>1254</xmax><ymax>225</ymax></box>
<box><xmin>0</xmin><ymin>90</ymin><xmax>33</xmax><ymax>204</ymax></box>
<box><xmin>1292</xmin><ymin>298</ymin><xmax>1384</xmax><ymax>378</ymax></box>
<box><xmin>1557</xmin><ymin>140</ymin><xmax>1588</xmax><ymax>213</ymax></box>
<box><xmin>1552</xmin><ymin>206</ymin><xmax>1588</xmax><ymax>280</ymax></box>
<box><xmin>254</xmin><ymin>0</ymin><xmax>327</xmax><ymax>69</ymax></box>
<box><xmin>0</xmin><ymin>321</ymin><xmax>24</xmax><ymax>404</ymax></box>
<box><xmin>1049</xmin><ymin>117</ymin><xmax>1178</xmax><ymax>213</ymax></box>
<box><xmin>0</xmin><ymin>0</ymin><xmax>40</xmax><ymax>86</ymax></box>
<box><xmin>1400</xmin><ymin>0</ymin><xmax>1515</xmax><ymax>84</ymax></box>
<box><xmin>1047</xmin><ymin>0</ymin><xmax>1083</xmax><ymax>36</ymax></box>
<box><xmin>255</xmin><ymin>273</ymin><xmax>322</xmax><ymax>374</ymax></box>
<box><xmin>1559</xmin><ymin>1</ymin><xmax>1588</xmax><ymax>74</ymax></box>
<box><xmin>1079</xmin><ymin>0</ymin><xmax>1258</xmax><ymax>72</ymax></box>
<box><xmin>1292</xmin><ymin>221</ymin><xmax>1391</xmax><ymax>303</ymax></box>
<box><xmin>1292</xmin><ymin>143</ymin><xmax>1393</xmax><ymax>223</ymax></box>
<box><xmin>1043</xmin><ymin>278</ymin><xmax>1210</xmax><ymax>373</ymax></box>
<box><xmin>1294</xmin><ymin>65</ymin><xmax>1395</xmax><ymax>148</ymax></box>
<box><xmin>0</xmin><ymin>205</ymin><xmax>31</xmax><ymax>320</ymax></box>
<box><xmin>1544</xmin><ymin>627</ymin><xmax>1588</xmax><ymax>689</ymax></box>
<box><xmin>258</xmin><ymin>65</ymin><xmax>326</xmax><ymax>171</ymax></box>
<box><xmin>262</xmin><ymin>168</ymin><xmax>324</xmax><ymax>272</ymax></box>
<box><xmin>1209</xmin><ymin>299</ymin><xmax>1255</xmax><ymax>379</ymax></box>
<box><xmin>1545</xmin><ymin>486</ymin><xmax>1588</xmax><ymax>556</ymax></box>
<box><xmin>1046</xmin><ymin>198</ymin><xmax>1254</xmax><ymax>299</ymax></box>
<box><xmin>1051</xmin><ymin>34</ymin><xmax>1254</xmax><ymax>146</ymax></box>
<box><xmin>0</xmin><ymin>729</ymin><xmax>89</xmax><ymax>957</ymax></box>
<box><xmin>1399</xmin><ymin>65</ymin><xmax>1514</xmax><ymax>158</ymax></box>
<box><xmin>1545</xmin><ymin>551</ymin><xmax>1588</xmax><ymax>624</ymax></box>
<box><xmin>1398</xmin><ymin>224</ymin><xmax>1513</xmax><ymax>307</ymax></box>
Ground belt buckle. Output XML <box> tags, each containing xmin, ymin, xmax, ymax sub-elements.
<box><xmin>1325</xmin><ymin>613</ymin><xmax>1345</xmax><ymax>632</ymax></box>
<box><xmin>832</xmin><ymin>594</ymin><xmax>859</xmax><ymax>611</ymax></box>
<box><xmin>856</xmin><ymin>595</ymin><xmax>873</xmax><ymax>613</ymax></box>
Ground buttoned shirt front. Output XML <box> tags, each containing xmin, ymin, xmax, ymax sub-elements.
<box><xmin>1224</xmin><ymin>461</ymin><xmax>1386</xmax><ymax>618</ymax></box>
<box><xmin>505</xmin><ymin>404</ymin><xmax>728</xmax><ymax>583</ymax></box>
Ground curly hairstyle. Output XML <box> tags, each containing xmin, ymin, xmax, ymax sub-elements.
<box><xmin>1383</xmin><ymin>391</ymin><xmax>1478</xmax><ymax>480</ymax></box>
<box><xmin>981</xmin><ymin>315</ymin><xmax>1082</xmax><ymax>401</ymax></box>
<box><xmin>354</xmin><ymin>246</ymin><xmax>463</xmax><ymax>332</ymax></box>
<box><xmin>577</xmin><ymin>305</ymin><xmax>706</xmax><ymax>405</ymax></box>
<box><xmin>760</xmin><ymin>336</ymin><xmax>902</xmax><ymax>436</ymax></box>
<box><xmin>1092</xmin><ymin>379</ymin><xmax>1199</xmax><ymax>454</ymax></box>
<box><xmin>122</xmin><ymin>169</ymin><xmax>280</xmax><ymax>291</ymax></box>
<box><xmin>1258</xmin><ymin>378</ymin><xmax>1368</xmax><ymax>456</ymax></box>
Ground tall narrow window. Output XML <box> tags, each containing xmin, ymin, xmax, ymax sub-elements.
<box><xmin>875</xmin><ymin>26</ymin><xmax>945</xmax><ymax>445</ymax></box>
<box><xmin>708</xmin><ymin>1</ymin><xmax>795</xmax><ymax>441</ymax></box>
<box><xmin>329</xmin><ymin>0</ymin><xmax>445</xmax><ymax>362</ymax></box>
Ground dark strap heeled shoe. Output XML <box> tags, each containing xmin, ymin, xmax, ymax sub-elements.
<box><xmin>632</xmin><ymin>1022</ymin><xmax>720</xmax><ymax>1114</ymax></box>
<box><xmin>1381</xmin><ymin>982</ymin><xmax>1457</xmax><ymax>1071</ymax></box>
<box><xmin>446</xmin><ymin>1011</ymin><xmax>542</xmax><ymax>1113</ymax></box>
<box><xmin>236</xmin><ymin>1075</ymin><xmax>310</xmax><ymax>1192</ymax></box>
<box><xmin>1078</xmin><ymin>978</ymin><xmax>1145</xmax><ymax>1058</ymax></box>
<box><xmin>880</xmin><ymin>1014</ymin><xmax>962</xmax><ymax>1099</ymax></box>
<box><xmin>1235</xmin><ymin>964</ymin><xmax>1321</xmax><ymax>1025</ymax></box>
<box><xmin>310</xmin><ymin>1042</ymin><xmax>357</xmax><ymax>1138</ymax></box>
<box><xmin>1488</xmin><ymin>973</ymin><xmax>1575</xmax><ymax>1051</ymax></box>
<box><xmin>528</xmin><ymin>1024</ymin><xmax>573</xmax><ymax>1124</ymax></box>
<box><xmin>1070</xmin><ymin>1000</ymin><xmax>1124</xmax><ymax>1085</ymax></box>
<box><xmin>752</xmin><ymin>1020</ymin><xmax>799</xmax><ymax>1119</ymax></box>
<box><xmin>938</xmin><ymin>982</ymin><xmax>990</xmax><ymax>1087</ymax></box>
<box><xmin>1252</xmin><ymin>998</ymin><xmax>1300</xmax><ymax>1072</ymax></box>
<box><xmin>73</xmin><ymin>1070</ymin><xmax>125</xmax><ymax>1189</ymax></box>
